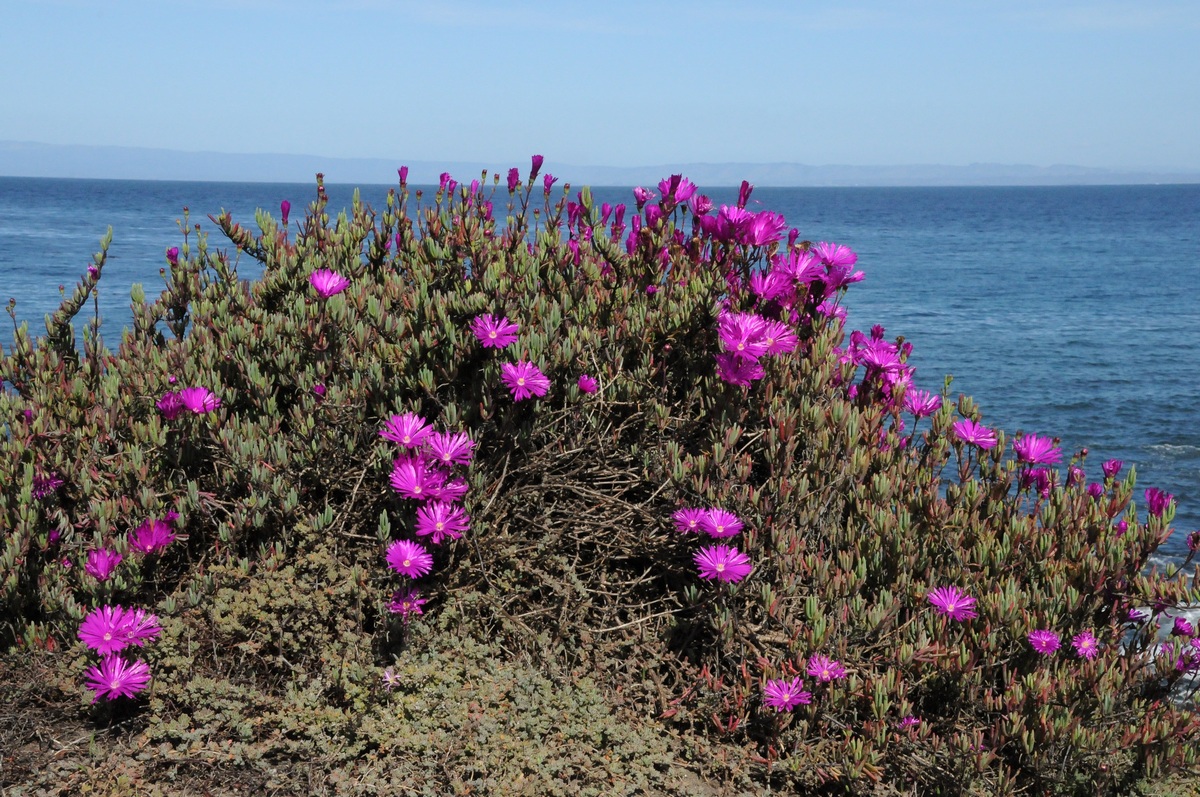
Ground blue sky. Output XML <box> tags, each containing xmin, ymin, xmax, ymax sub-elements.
<box><xmin>2</xmin><ymin>0</ymin><xmax>1198</xmax><ymax>170</ymax></box>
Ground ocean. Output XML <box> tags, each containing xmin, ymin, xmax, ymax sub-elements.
<box><xmin>1</xmin><ymin>176</ymin><xmax>1198</xmax><ymax>564</ymax></box>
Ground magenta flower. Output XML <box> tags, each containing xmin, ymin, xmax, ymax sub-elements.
<box><xmin>501</xmin><ymin>361</ymin><xmax>551</xmax><ymax>401</ymax></box>
<box><xmin>898</xmin><ymin>715</ymin><xmax>921</xmax><ymax>729</ymax></box>
<box><xmin>813</xmin><ymin>241</ymin><xmax>857</xmax><ymax>268</ymax></box>
<box><xmin>381</xmin><ymin>667</ymin><xmax>402</xmax><ymax>691</ymax></box>
<box><xmin>122</xmin><ymin>608</ymin><xmax>163</xmax><ymax>647</ymax></box>
<box><xmin>156</xmin><ymin>391</ymin><xmax>185</xmax><ymax>420</ymax></box>
<box><xmin>398</xmin><ymin>165</ymin><xmax>409</xmax><ymax>184</ymax></box>
<box><xmin>414</xmin><ymin>501</ymin><xmax>470</xmax><ymax>544</ymax></box>
<box><xmin>761</xmin><ymin>321</ymin><xmax>798</xmax><ymax>356</ymax></box>
<box><xmin>78</xmin><ymin>606</ymin><xmax>134</xmax><ymax>655</ymax></box>
<box><xmin>806</xmin><ymin>654</ymin><xmax>847</xmax><ymax>683</ymax></box>
<box><xmin>1145</xmin><ymin>487</ymin><xmax>1174</xmax><ymax>518</ymax></box>
<box><xmin>694</xmin><ymin>545</ymin><xmax>752</xmax><ymax>583</ymax></box>
<box><xmin>1087</xmin><ymin>482</ymin><xmax>1104</xmax><ymax>500</ymax></box>
<box><xmin>166</xmin><ymin>247</ymin><xmax>179</xmax><ymax>266</ymax></box>
<box><xmin>1072</xmin><ymin>630</ymin><xmax>1099</xmax><ymax>660</ymax></box>
<box><xmin>718</xmin><ymin>311</ymin><xmax>770</xmax><ymax>361</ymax></box>
<box><xmin>529</xmin><ymin>154</ymin><xmax>544</xmax><ymax>182</ymax></box>
<box><xmin>506</xmin><ymin>167</ymin><xmax>520</xmax><ymax>192</ymax></box>
<box><xmin>469</xmin><ymin>314</ymin><xmax>520</xmax><ymax>349</ymax></box>
<box><xmin>85</xmin><ymin>549</ymin><xmax>122</xmax><ymax>582</ymax></box>
<box><xmin>129</xmin><ymin>518</ymin><xmax>177</xmax><ymax>555</ymax></box>
<box><xmin>309</xmin><ymin>268</ymin><xmax>350</xmax><ymax>298</ymax></box>
<box><xmin>927</xmin><ymin>585</ymin><xmax>978</xmax><ymax>621</ymax></box>
<box><xmin>762</xmin><ymin>677</ymin><xmax>812</xmax><ymax>712</ymax></box>
<box><xmin>714</xmin><ymin>352</ymin><xmax>765</xmax><ymax>387</ymax></box>
<box><xmin>84</xmin><ymin>655</ymin><xmax>151</xmax><ymax>702</ymax></box>
<box><xmin>380</xmin><ymin>412</ymin><xmax>434</xmax><ymax>449</ymax></box>
<box><xmin>389</xmin><ymin>455</ymin><xmax>447</xmax><ymax>501</ymax></box>
<box><xmin>903</xmin><ymin>388</ymin><xmax>943</xmax><ymax>419</ymax></box>
<box><xmin>178</xmin><ymin>387</ymin><xmax>220</xmax><ymax>414</ymax></box>
<box><xmin>700</xmin><ymin>508</ymin><xmax>744</xmax><ymax>539</ymax></box>
<box><xmin>313</xmin><ymin>383</ymin><xmax>326</xmax><ymax>398</ymax></box>
<box><xmin>952</xmin><ymin>418</ymin><xmax>997</xmax><ymax>450</ymax></box>
<box><xmin>1172</xmin><ymin>616</ymin><xmax>1195</xmax><ymax>637</ymax></box>
<box><xmin>1102</xmin><ymin>459</ymin><xmax>1123</xmax><ymax>480</ymax></box>
<box><xmin>577</xmin><ymin>374</ymin><xmax>599</xmax><ymax>394</ymax></box>
<box><xmin>280</xmin><ymin>199</ymin><xmax>291</xmax><ymax>226</ymax></box>
<box><xmin>387</xmin><ymin>585</ymin><xmax>427</xmax><ymax>620</ymax></box>
<box><xmin>31</xmin><ymin>472</ymin><xmax>64</xmax><ymax>500</ymax></box>
<box><xmin>1028</xmin><ymin>629</ymin><xmax>1061</xmax><ymax>655</ymax></box>
<box><xmin>671</xmin><ymin>508</ymin><xmax>706</xmax><ymax>534</ymax></box>
<box><xmin>425</xmin><ymin>431</ymin><xmax>475</xmax><ymax>466</ymax></box>
<box><xmin>386</xmin><ymin>539</ymin><xmax>434</xmax><ymax>578</ymax></box>
<box><xmin>1012</xmin><ymin>434</ymin><xmax>1063</xmax><ymax>465</ymax></box>
<box><xmin>426</xmin><ymin>477</ymin><xmax>469</xmax><ymax>503</ymax></box>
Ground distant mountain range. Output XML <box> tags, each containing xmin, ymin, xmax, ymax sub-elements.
<box><xmin>2</xmin><ymin>141</ymin><xmax>1197</xmax><ymax>187</ymax></box>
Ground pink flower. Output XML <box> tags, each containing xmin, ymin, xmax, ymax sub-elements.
<box><xmin>717</xmin><ymin>311</ymin><xmax>769</xmax><ymax>361</ymax></box>
<box><xmin>386</xmin><ymin>539</ymin><xmax>434</xmax><ymax>578</ymax></box>
<box><xmin>85</xmin><ymin>655</ymin><xmax>151</xmax><ymax>702</ymax></box>
<box><xmin>577</xmin><ymin>374</ymin><xmax>599</xmax><ymax>394</ymax></box>
<box><xmin>414</xmin><ymin>501</ymin><xmax>470</xmax><ymax>545</ymax></box>
<box><xmin>425</xmin><ymin>431</ymin><xmax>475</xmax><ymax>466</ymax></box>
<box><xmin>1172</xmin><ymin>616</ymin><xmax>1195</xmax><ymax>637</ymax></box>
<box><xmin>501</xmin><ymin>361</ymin><xmax>550</xmax><ymax>401</ymax></box>
<box><xmin>313</xmin><ymin>383</ymin><xmax>326</xmax><ymax>398</ymax></box>
<box><xmin>671</xmin><ymin>508</ymin><xmax>706</xmax><ymax>534</ymax></box>
<box><xmin>507</xmin><ymin>167</ymin><xmax>520</xmax><ymax>192</ymax></box>
<box><xmin>85</xmin><ymin>549</ymin><xmax>122</xmax><ymax>582</ymax></box>
<box><xmin>387</xmin><ymin>585</ymin><xmax>427</xmax><ymax>620</ymax></box>
<box><xmin>1145</xmin><ymin>487</ymin><xmax>1174</xmax><ymax>518</ymax></box>
<box><xmin>470</xmin><ymin>313</ymin><xmax>521</xmax><ymax>349</ymax></box>
<box><xmin>1012</xmin><ymin>434</ymin><xmax>1063</xmax><ymax>465</ymax></box>
<box><xmin>529</xmin><ymin>154</ymin><xmax>544</xmax><ymax>182</ymax></box>
<box><xmin>1102</xmin><ymin>459</ymin><xmax>1123</xmax><ymax>479</ymax></box>
<box><xmin>280</xmin><ymin>199</ymin><xmax>291</xmax><ymax>226</ymax></box>
<box><xmin>426</xmin><ymin>477</ymin><xmax>469</xmax><ymax>503</ymax></box>
<box><xmin>694</xmin><ymin>545</ymin><xmax>752</xmax><ymax>583</ymax></box>
<box><xmin>760</xmin><ymin>321</ymin><xmax>798</xmax><ymax>356</ymax></box>
<box><xmin>700</xmin><ymin>508</ymin><xmax>743</xmax><ymax>539</ymax></box>
<box><xmin>380</xmin><ymin>412</ymin><xmax>433</xmax><ymax>449</ymax></box>
<box><xmin>166</xmin><ymin>247</ymin><xmax>179</xmax><ymax>266</ymax></box>
<box><xmin>927</xmin><ymin>585</ymin><xmax>978</xmax><ymax>621</ymax></box>
<box><xmin>178</xmin><ymin>387</ymin><xmax>220</xmax><ymax>414</ymax></box>
<box><xmin>382</xmin><ymin>667</ymin><xmax>402</xmax><ymax>691</ymax></box>
<box><xmin>129</xmin><ymin>518</ymin><xmax>177</xmax><ymax>555</ymax></box>
<box><xmin>1072</xmin><ymin>630</ymin><xmax>1099</xmax><ymax>660</ymax></box>
<box><xmin>813</xmin><ymin>241</ymin><xmax>857</xmax><ymax>268</ymax></box>
<box><xmin>806</xmin><ymin>654</ymin><xmax>847</xmax><ymax>683</ymax></box>
<box><xmin>952</xmin><ymin>419</ymin><xmax>997</xmax><ymax>450</ymax></box>
<box><xmin>898</xmin><ymin>715</ymin><xmax>921</xmax><ymax>729</ymax></box>
<box><xmin>1028</xmin><ymin>629</ymin><xmax>1061</xmax><ymax>655</ymax></box>
<box><xmin>389</xmin><ymin>455</ymin><xmax>447</xmax><ymax>501</ymax></box>
<box><xmin>31</xmin><ymin>472</ymin><xmax>64</xmax><ymax>500</ymax></box>
<box><xmin>157</xmin><ymin>391</ymin><xmax>185</xmax><ymax>420</ymax></box>
<box><xmin>903</xmin><ymin>388</ymin><xmax>943</xmax><ymax>419</ymax></box>
<box><xmin>122</xmin><ymin>608</ymin><xmax>163</xmax><ymax>647</ymax></box>
<box><xmin>762</xmin><ymin>677</ymin><xmax>811</xmax><ymax>712</ymax></box>
<box><xmin>78</xmin><ymin>606</ymin><xmax>134</xmax><ymax>655</ymax></box>
<box><xmin>714</xmin><ymin>352</ymin><xmax>765</xmax><ymax>387</ymax></box>
<box><xmin>309</xmin><ymin>268</ymin><xmax>350</xmax><ymax>298</ymax></box>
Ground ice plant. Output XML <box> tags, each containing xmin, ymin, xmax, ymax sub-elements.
<box><xmin>806</xmin><ymin>654</ymin><xmax>847</xmax><ymax>683</ymax></box>
<box><xmin>414</xmin><ymin>501</ymin><xmax>470</xmax><ymax>544</ymax></box>
<box><xmin>280</xmin><ymin>199</ymin><xmax>291</xmax><ymax>226</ymax></box>
<box><xmin>309</xmin><ymin>268</ymin><xmax>350</xmax><ymax>298</ymax></box>
<box><xmin>122</xmin><ymin>608</ymin><xmax>163</xmax><ymax>647</ymax></box>
<box><xmin>129</xmin><ymin>518</ymin><xmax>176</xmax><ymax>555</ymax></box>
<box><xmin>1102</xmin><ymin>459</ymin><xmax>1123</xmax><ymax>479</ymax></box>
<box><xmin>1012</xmin><ymin>434</ymin><xmax>1063</xmax><ymax>465</ymax></box>
<box><xmin>84</xmin><ymin>549</ymin><xmax>122</xmax><ymax>582</ymax></box>
<box><xmin>1072</xmin><ymin>630</ymin><xmax>1099</xmax><ymax>660</ymax></box>
<box><xmin>156</xmin><ymin>391</ymin><xmax>185</xmax><ymax>420</ymax></box>
<box><xmin>78</xmin><ymin>606</ymin><xmax>134</xmax><ymax>655</ymax></box>
<box><xmin>385</xmin><ymin>539</ymin><xmax>434</xmax><ymax>578</ymax></box>
<box><xmin>178</xmin><ymin>387</ymin><xmax>220</xmax><ymax>414</ymax></box>
<box><xmin>387</xmin><ymin>585</ymin><xmax>427</xmax><ymax>620</ymax></box>
<box><xmin>84</xmin><ymin>655</ymin><xmax>151</xmax><ymax>702</ymax></box>
<box><xmin>1145</xmin><ymin>487</ymin><xmax>1174</xmax><ymax>518</ymax></box>
<box><xmin>700</xmin><ymin>508</ymin><xmax>744</xmax><ymax>538</ymax></box>
<box><xmin>577</xmin><ymin>374</ymin><xmax>599</xmax><ymax>394</ymax></box>
<box><xmin>903</xmin><ymin>388</ymin><xmax>942</xmax><ymax>418</ymax></box>
<box><xmin>501</xmin><ymin>361</ymin><xmax>551</xmax><ymax>401</ymax></box>
<box><xmin>380</xmin><ymin>412</ymin><xmax>434</xmax><ymax>449</ymax></box>
<box><xmin>469</xmin><ymin>314</ymin><xmax>520</xmax><ymax>349</ymax></box>
<box><xmin>1029</xmin><ymin>629</ymin><xmax>1062</xmax><ymax>655</ymax></box>
<box><xmin>927</xmin><ymin>585</ymin><xmax>978</xmax><ymax>621</ymax></box>
<box><xmin>1172</xmin><ymin>617</ymin><xmax>1195</xmax><ymax>637</ymax></box>
<box><xmin>425</xmin><ymin>431</ymin><xmax>475</xmax><ymax>466</ymax></box>
<box><xmin>762</xmin><ymin>677</ymin><xmax>812</xmax><ymax>712</ymax></box>
<box><xmin>952</xmin><ymin>418</ymin><xmax>997</xmax><ymax>450</ymax></box>
<box><xmin>671</xmin><ymin>508</ymin><xmax>706</xmax><ymax>534</ymax></box>
<box><xmin>31</xmin><ymin>472</ymin><xmax>64</xmax><ymax>500</ymax></box>
<box><xmin>389</xmin><ymin>455</ymin><xmax>446</xmax><ymax>501</ymax></box>
<box><xmin>694</xmin><ymin>545</ymin><xmax>752</xmax><ymax>583</ymax></box>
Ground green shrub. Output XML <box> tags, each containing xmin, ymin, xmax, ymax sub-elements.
<box><xmin>2</xmin><ymin>166</ymin><xmax>1197</xmax><ymax>794</ymax></box>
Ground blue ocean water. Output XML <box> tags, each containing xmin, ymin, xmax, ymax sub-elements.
<box><xmin>1</xmin><ymin>176</ymin><xmax>1198</xmax><ymax>563</ymax></box>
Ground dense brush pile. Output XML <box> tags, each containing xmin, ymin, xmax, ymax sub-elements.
<box><xmin>1</xmin><ymin>161</ymin><xmax>1197</xmax><ymax>795</ymax></box>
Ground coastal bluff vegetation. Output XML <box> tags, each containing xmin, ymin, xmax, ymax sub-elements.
<box><xmin>1</xmin><ymin>162</ymin><xmax>1197</xmax><ymax>795</ymax></box>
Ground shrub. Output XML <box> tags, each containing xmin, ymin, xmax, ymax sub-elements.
<box><xmin>1</xmin><ymin>163</ymin><xmax>1197</xmax><ymax>794</ymax></box>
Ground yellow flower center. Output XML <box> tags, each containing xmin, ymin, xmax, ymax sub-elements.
<box><xmin>517</xmin><ymin>377</ymin><xmax>526</xmax><ymax>386</ymax></box>
<box><xmin>715</xmin><ymin>563</ymin><xmax>725</xmax><ymax>572</ymax></box>
<box><xmin>402</xmin><ymin>558</ymin><xmax>412</xmax><ymax>568</ymax></box>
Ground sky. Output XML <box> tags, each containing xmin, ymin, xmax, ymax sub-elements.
<box><xmin>2</xmin><ymin>0</ymin><xmax>1199</xmax><ymax>172</ymax></box>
